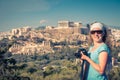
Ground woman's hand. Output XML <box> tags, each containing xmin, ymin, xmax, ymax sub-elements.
<box><xmin>80</xmin><ymin>51</ymin><xmax>88</xmax><ymax>60</ymax></box>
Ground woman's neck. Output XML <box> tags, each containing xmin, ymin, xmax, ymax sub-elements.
<box><xmin>93</xmin><ymin>42</ymin><xmax>104</xmax><ymax>47</ymax></box>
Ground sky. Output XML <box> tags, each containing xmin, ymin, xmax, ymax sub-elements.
<box><xmin>0</xmin><ymin>0</ymin><xmax>120</xmax><ymax>32</ymax></box>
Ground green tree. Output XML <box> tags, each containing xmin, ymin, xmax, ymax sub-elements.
<box><xmin>0</xmin><ymin>38</ymin><xmax>30</xmax><ymax>80</ymax></box>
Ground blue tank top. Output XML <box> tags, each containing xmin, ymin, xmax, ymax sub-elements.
<box><xmin>85</xmin><ymin>43</ymin><xmax>110</xmax><ymax>80</ymax></box>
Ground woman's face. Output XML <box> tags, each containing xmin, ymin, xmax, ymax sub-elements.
<box><xmin>90</xmin><ymin>28</ymin><xmax>104</xmax><ymax>43</ymax></box>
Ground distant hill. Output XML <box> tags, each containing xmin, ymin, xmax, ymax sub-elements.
<box><xmin>35</xmin><ymin>26</ymin><xmax>46</xmax><ymax>30</ymax></box>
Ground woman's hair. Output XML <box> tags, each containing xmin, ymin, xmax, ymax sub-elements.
<box><xmin>88</xmin><ymin>22</ymin><xmax>112</xmax><ymax>47</ymax></box>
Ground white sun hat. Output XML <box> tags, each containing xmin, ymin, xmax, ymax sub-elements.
<box><xmin>90</xmin><ymin>22</ymin><xmax>104</xmax><ymax>31</ymax></box>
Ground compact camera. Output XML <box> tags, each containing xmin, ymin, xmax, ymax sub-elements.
<box><xmin>74</xmin><ymin>48</ymin><xmax>88</xmax><ymax>58</ymax></box>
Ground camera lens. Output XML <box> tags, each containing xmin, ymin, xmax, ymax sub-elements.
<box><xmin>74</xmin><ymin>52</ymin><xmax>81</xmax><ymax>58</ymax></box>
<box><xmin>74</xmin><ymin>48</ymin><xmax>87</xmax><ymax>58</ymax></box>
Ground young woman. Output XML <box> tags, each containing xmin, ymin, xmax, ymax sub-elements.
<box><xmin>80</xmin><ymin>22</ymin><xmax>112</xmax><ymax>80</ymax></box>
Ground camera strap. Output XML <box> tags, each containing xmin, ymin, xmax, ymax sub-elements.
<box><xmin>81</xmin><ymin>60</ymin><xmax>89</xmax><ymax>80</ymax></box>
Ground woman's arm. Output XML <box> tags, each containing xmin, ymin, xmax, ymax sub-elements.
<box><xmin>81</xmin><ymin>51</ymin><xmax>108</xmax><ymax>75</ymax></box>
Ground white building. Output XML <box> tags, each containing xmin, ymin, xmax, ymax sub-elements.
<box><xmin>58</xmin><ymin>21</ymin><xmax>74</xmax><ymax>27</ymax></box>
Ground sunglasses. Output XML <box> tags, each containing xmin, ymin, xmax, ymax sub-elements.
<box><xmin>90</xmin><ymin>30</ymin><xmax>103</xmax><ymax>34</ymax></box>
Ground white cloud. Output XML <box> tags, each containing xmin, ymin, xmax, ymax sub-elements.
<box><xmin>40</xmin><ymin>20</ymin><xmax>48</xmax><ymax>24</ymax></box>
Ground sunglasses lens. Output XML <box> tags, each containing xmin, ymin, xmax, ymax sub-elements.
<box><xmin>90</xmin><ymin>30</ymin><xmax>103</xmax><ymax>34</ymax></box>
<box><xmin>97</xmin><ymin>31</ymin><xmax>103</xmax><ymax>34</ymax></box>
<box><xmin>90</xmin><ymin>31</ymin><xmax>95</xmax><ymax>34</ymax></box>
